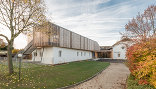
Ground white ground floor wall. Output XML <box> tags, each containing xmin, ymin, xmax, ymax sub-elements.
<box><xmin>32</xmin><ymin>47</ymin><xmax>93</xmax><ymax>64</ymax></box>
<box><xmin>112</xmin><ymin>44</ymin><xmax>127</xmax><ymax>59</ymax></box>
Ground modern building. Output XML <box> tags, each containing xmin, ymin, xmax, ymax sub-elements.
<box><xmin>97</xmin><ymin>46</ymin><xmax>112</xmax><ymax>58</ymax></box>
<box><xmin>31</xmin><ymin>22</ymin><xmax>100</xmax><ymax>64</ymax></box>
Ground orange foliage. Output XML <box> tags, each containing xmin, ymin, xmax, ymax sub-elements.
<box><xmin>127</xmin><ymin>38</ymin><xmax>156</xmax><ymax>88</ymax></box>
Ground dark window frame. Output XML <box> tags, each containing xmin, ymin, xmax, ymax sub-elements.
<box><xmin>59</xmin><ymin>50</ymin><xmax>62</xmax><ymax>57</ymax></box>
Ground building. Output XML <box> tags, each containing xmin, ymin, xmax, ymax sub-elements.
<box><xmin>112</xmin><ymin>38</ymin><xmax>133</xmax><ymax>59</ymax></box>
<box><xmin>0</xmin><ymin>38</ymin><xmax>6</xmax><ymax>47</ymax></box>
<box><xmin>31</xmin><ymin>22</ymin><xmax>100</xmax><ymax>64</ymax></box>
<box><xmin>97</xmin><ymin>46</ymin><xmax>112</xmax><ymax>58</ymax></box>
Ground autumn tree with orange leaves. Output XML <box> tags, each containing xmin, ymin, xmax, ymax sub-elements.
<box><xmin>0</xmin><ymin>0</ymin><xmax>46</xmax><ymax>74</ymax></box>
<box><xmin>124</xmin><ymin>5</ymin><xmax>156</xmax><ymax>88</ymax></box>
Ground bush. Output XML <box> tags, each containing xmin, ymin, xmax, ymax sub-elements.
<box><xmin>127</xmin><ymin>74</ymin><xmax>155</xmax><ymax>89</ymax></box>
<box><xmin>12</xmin><ymin>49</ymin><xmax>21</xmax><ymax>54</ymax></box>
<box><xmin>127</xmin><ymin>38</ymin><xmax>156</xmax><ymax>88</ymax></box>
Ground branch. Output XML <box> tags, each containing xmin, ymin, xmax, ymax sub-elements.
<box><xmin>0</xmin><ymin>34</ymin><xmax>9</xmax><ymax>43</ymax></box>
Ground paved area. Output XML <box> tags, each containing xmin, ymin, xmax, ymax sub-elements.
<box><xmin>70</xmin><ymin>63</ymin><xmax>130</xmax><ymax>89</ymax></box>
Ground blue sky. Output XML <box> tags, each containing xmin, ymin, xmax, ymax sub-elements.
<box><xmin>1</xmin><ymin>0</ymin><xmax>155</xmax><ymax>49</ymax></box>
<box><xmin>42</xmin><ymin>0</ymin><xmax>155</xmax><ymax>47</ymax></box>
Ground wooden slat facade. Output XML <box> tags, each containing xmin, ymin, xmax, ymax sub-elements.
<box><xmin>80</xmin><ymin>36</ymin><xmax>85</xmax><ymax>49</ymax></box>
<box><xmin>84</xmin><ymin>37</ymin><xmax>88</xmax><ymax>50</ymax></box>
<box><xmin>33</xmin><ymin>22</ymin><xmax>100</xmax><ymax>51</ymax></box>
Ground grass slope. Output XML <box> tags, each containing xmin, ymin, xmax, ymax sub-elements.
<box><xmin>0</xmin><ymin>61</ymin><xmax>109</xmax><ymax>89</ymax></box>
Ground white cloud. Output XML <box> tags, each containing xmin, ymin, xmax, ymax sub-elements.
<box><xmin>44</xmin><ymin>0</ymin><xmax>154</xmax><ymax>46</ymax></box>
<box><xmin>0</xmin><ymin>0</ymin><xmax>155</xmax><ymax>49</ymax></box>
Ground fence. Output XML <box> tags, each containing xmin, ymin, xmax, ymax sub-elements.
<box><xmin>98</xmin><ymin>58</ymin><xmax>127</xmax><ymax>63</ymax></box>
<box><xmin>0</xmin><ymin>57</ymin><xmax>7</xmax><ymax>60</ymax></box>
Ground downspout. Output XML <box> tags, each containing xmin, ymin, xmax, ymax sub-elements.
<box><xmin>41</xmin><ymin>47</ymin><xmax>45</xmax><ymax>62</ymax></box>
<box><xmin>34</xmin><ymin>50</ymin><xmax>37</xmax><ymax>61</ymax></box>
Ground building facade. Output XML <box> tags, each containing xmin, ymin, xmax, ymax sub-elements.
<box><xmin>97</xmin><ymin>46</ymin><xmax>112</xmax><ymax>58</ymax></box>
<box><xmin>32</xmin><ymin>22</ymin><xmax>100</xmax><ymax>64</ymax></box>
<box><xmin>112</xmin><ymin>38</ymin><xmax>133</xmax><ymax>59</ymax></box>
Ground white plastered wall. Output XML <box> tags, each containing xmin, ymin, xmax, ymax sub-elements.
<box><xmin>32</xmin><ymin>47</ymin><xmax>93</xmax><ymax>64</ymax></box>
<box><xmin>112</xmin><ymin>44</ymin><xmax>127</xmax><ymax>59</ymax></box>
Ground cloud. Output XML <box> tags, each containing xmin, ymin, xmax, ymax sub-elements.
<box><xmin>0</xmin><ymin>0</ymin><xmax>155</xmax><ymax>49</ymax></box>
<box><xmin>44</xmin><ymin>0</ymin><xmax>155</xmax><ymax>46</ymax></box>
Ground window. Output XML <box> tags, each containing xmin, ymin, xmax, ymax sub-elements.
<box><xmin>34</xmin><ymin>52</ymin><xmax>37</xmax><ymax>56</ymax></box>
<box><xmin>118</xmin><ymin>54</ymin><xmax>120</xmax><ymax>57</ymax></box>
<box><xmin>81</xmin><ymin>52</ymin><xmax>83</xmax><ymax>56</ymax></box>
<box><xmin>84</xmin><ymin>52</ymin><xmax>86</xmax><ymax>56</ymax></box>
<box><xmin>40</xmin><ymin>52</ymin><xmax>43</xmax><ymax>57</ymax></box>
<box><xmin>77</xmin><ymin>52</ymin><xmax>79</xmax><ymax>56</ymax></box>
<box><xmin>121</xmin><ymin>46</ymin><xmax>125</xmax><ymax>49</ymax></box>
<box><xmin>59</xmin><ymin>50</ymin><xmax>62</xmax><ymax>57</ymax></box>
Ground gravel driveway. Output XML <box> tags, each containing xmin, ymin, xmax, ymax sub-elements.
<box><xmin>70</xmin><ymin>63</ymin><xmax>130</xmax><ymax>89</ymax></box>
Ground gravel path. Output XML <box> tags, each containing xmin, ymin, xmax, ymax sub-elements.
<box><xmin>70</xmin><ymin>63</ymin><xmax>130</xmax><ymax>89</ymax></box>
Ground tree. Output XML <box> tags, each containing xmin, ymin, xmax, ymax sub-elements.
<box><xmin>0</xmin><ymin>0</ymin><xmax>46</xmax><ymax>74</ymax></box>
<box><xmin>124</xmin><ymin>5</ymin><xmax>156</xmax><ymax>88</ymax></box>
<box><xmin>124</xmin><ymin>5</ymin><xmax>156</xmax><ymax>42</ymax></box>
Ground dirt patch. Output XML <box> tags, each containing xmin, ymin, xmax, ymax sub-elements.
<box><xmin>70</xmin><ymin>63</ymin><xmax>130</xmax><ymax>89</ymax></box>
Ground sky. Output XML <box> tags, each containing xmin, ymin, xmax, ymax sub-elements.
<box><xmin>0</xmin><ymin>0</ymin><xmax>155</xmax><ymax>49</ymax></box>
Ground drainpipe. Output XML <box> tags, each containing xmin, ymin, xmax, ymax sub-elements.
<box><xmin>41</xmin><ymin>47</ymin><xmax>44</xmax><ymax>62</ymax></box>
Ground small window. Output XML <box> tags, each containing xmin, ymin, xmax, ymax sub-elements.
<box><xmin>121</xmin><ymin>46</ymin><xmax>125</xmax><ymax>49</ymax></box>
<box><xmin>77</xmin><ymin>52</ymin><xmax>79</xmax><ymax>56</ymax></box>
<box><xmin>84</xmin><ymin>52</ymin><xmax>86</xmax><ymax>56</ymax></box>
<box><xmin>118</xmin><ymin>54</ymin><xmax>120</xmax><ymax>57</ymax></box>
<box><xmin>34</xmin><ymin>52</ymin><xmax>37</xmax><ymax>56</ymax></box>
<box><xmin>59</xmin><ymin>50</ymin><xmax>62</xmax><ymax>57</ymax></box>
<box><xmin>81</xmin><ymin>52</ymin><xmax>82</xmax><ymax>56</ymax></box>
<box><xmin>40</xmin><ymin>52</ymin><xmax>43</xmax><ymax>57</ymax></box>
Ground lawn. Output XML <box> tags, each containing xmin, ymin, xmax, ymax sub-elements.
<box><xmin>127</xmin><ymin>74</ymin><xmax>155</xmax><ymax>89</ymax></box>
<box><xmin>0</xmin><ymin>60</ymin><xmax>110</xmax><ymax>89</ymax></box>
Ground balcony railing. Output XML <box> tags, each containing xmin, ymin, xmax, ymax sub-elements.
<box><xmin>33</xmin><ymin>42</ymin><xmax>59</xmax><ymax>47</ymax></box>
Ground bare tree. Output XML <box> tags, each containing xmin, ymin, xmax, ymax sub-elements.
<box><xmin>124</xmin><ymin>5</ymin><xmax>156</xmax><ymax>42</ymax></box>
<box><xmin>0</xmin><ymin>0</ymin><xmax>46</xmax><ymax>74</ymax></box>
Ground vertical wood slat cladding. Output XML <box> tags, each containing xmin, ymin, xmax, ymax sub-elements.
<box><xmin>63</xmin><ymin>29</ymin><xmax>71</xmax><ymax>48</ymax></box>
<box><xmin>80</xmin><ymin>36</ymin><xmax>85</xmax><ymax>49</ymax></box>
<box><xmin>71</xmin><ymin>33</ymin><xmax>80</xmax><ymax>49</ymax></box>
<box><xmin>33</xmin><ymin>25</ymin><xmax>49</xmax><ymax>47</ymax></box>
<box><xmin>59</xmin><ymin>28</ymin><xmax>64</xmax><ymax>47</ymax></box>
<box><xmin>84</xmin><ymin>37</ymin><xmax>88</xmax><ymax>50</ymax></box>
<box><xmin>33</xmin><ymin>22</ymin><xmax>100</xmax><ymax>51</ymax></box>
<box><xmin>88</xmin><ymin>39</ymin><xmax>90</xmax><ymax>50</ymax></box>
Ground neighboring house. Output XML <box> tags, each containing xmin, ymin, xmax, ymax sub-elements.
<box><xmin>0</xmin><ymin>51</ymin><xmax>7</xmax><ymax>57</ymax></box>
<box><xmin>0</xmin><ymin>38</ymin><xmax>6</xmax><ymax>47</ymax></box>
<box><xmin>0</xmin><ymin>38</ymin><xmax>8</xmax><ymax>58</ymax></box>
<box><xmin>0</xmin><ymin>38</ymin><xmax>3</xmax><ymax>45</ymax></box>
<box><xmin>0</xmin><ymin>38</ymin><xmax>8</xmax><ymax>48</ymax></box>
<box><xmin>112</xmin><ymin>38</ymin><xmax>133</xmax><ymax>59</ymax></box>
<box><xmin>31</xmin><ymin>22</ymin><xmax>100</xmax><ymax>64</ymax></box>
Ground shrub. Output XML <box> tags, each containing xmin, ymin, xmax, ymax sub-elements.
<box><xmin>126</xmin><ymin>38</ymin><xmax>156</xmax><ymax>88</ymax></box>
<box><xmin>12</xmin><ymin>49</ymin><xmax>21</xmax><ymax>54</ymax></box>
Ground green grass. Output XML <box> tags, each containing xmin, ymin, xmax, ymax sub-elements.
<box><xmin>127</xmin><ymin>74</ymin><xmax>155</xmax><ymax>89</ymax></box>
<box><xmin>0</xmin><ymin>60</ymin><xmax>110</xmax><ymax>89</ymax></box>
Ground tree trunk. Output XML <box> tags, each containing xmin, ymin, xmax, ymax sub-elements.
<box><xmin>7</xmin><ymin>42</ymin><xmax>14</xmax><ymax>75</ymax></box>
